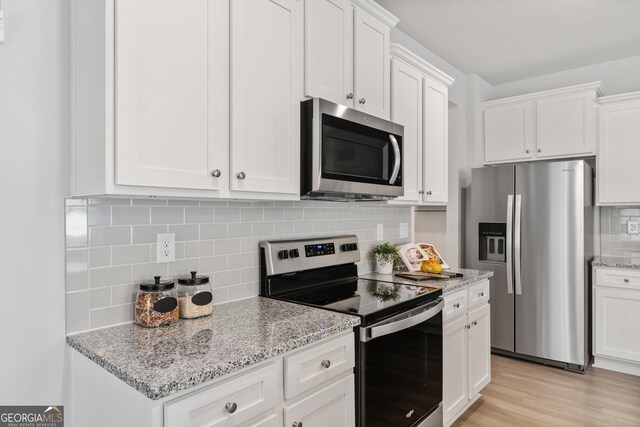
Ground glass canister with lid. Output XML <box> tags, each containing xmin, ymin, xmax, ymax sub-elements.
<box><xmin>135</xmin><ymin>276</ymin><xmax>179</xmax><ymax>327</ymax></box>
<box><xmin>177</xmin><ymin>271</ymin><xmax>214</xmax><ymax>319</ymax></box>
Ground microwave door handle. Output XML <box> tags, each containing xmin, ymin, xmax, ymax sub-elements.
<box><xmin>360</xmin><ymin>299</ymin><xmax>443</xmax><ymax>342</ymax></box>
<box><xmin>389</xmin><ymin>135</ymin><xmax>401</xmax><ymax>185</ymax></box>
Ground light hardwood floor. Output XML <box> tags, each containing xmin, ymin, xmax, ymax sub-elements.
<box><xmin>453</xmin><ymin>355</ymin><xmax>640</xmax><ymax>427</ymax></box>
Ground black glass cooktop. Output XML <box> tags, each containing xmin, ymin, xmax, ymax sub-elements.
<box><xmin>276</xmin><ymin>279</ymin><xmax>442</xmax><ymax>326</ymax></box>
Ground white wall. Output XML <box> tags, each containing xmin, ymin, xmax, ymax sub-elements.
<box><xmin>390</xmin><ymin>28</ymin><xmax>468</xmax><ymax>266</ymax></box>
<box><xmin>491</xmin><ymin>55</ymin><xmax>640</xmax><ymax>99</ymax></box>
<box><xmin>0</xmin><ymin>0</ymin><xmax>70</xmax><ymax>405</ymax></box>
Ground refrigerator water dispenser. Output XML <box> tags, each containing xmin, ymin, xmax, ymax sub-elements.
<box><xmin>479</xmin><ymin>223</ymin><xmax>506</xmax><ymax>263</ymax></box>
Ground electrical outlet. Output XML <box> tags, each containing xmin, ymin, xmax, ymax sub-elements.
<box><xmin>628</xmin><ymin>220</ymin><xmax>639</xmax><ymax>235</ymax></box>
<box><xmin>376</xmin><ymin>224</ymin><xmax>384</xmax><ymax>241</ymax></box>
<box><xmin>156</xmin><ymin>233</ymin><xmax>175</xmax><ymax>263</ymax></box>
<box><xmin>399</xmin><ymin>223</ymin><xmax>409</xmax><ymax>239</ymax></box>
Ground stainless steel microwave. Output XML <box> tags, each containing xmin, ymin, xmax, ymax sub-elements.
<box><xmin>300</xmin><ymin>98</ymin><xmax>404</xmax><ymax>201</ymax></box>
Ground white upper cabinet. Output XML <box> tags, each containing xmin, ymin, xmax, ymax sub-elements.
<box><xmin>597</xmin><ymin>92</ymin><xmax>640</xmax><ymax>205</ymax></box>
<box><xmin>484</xmin><ymin>101</ymin><xmax>534</xmax><ymax>163</ymax></box>
<box><xmin>353</xmin><ymin>6</ymin><xmax>391</xmax><ymax>119</ymax></box>
<box><xmin>115</xmin><ymin>0</ymin><xmax>213</xmax><ymax>190</ymax></box>
<box><xmin>304</xmin><ymin>0</ymin><xmax>354</xmax><ymax>108</ymax></box>
<box><xmin>391</xmin><ymin>58</ymin><xmax>423</xmax><ymax>202</ymax></box>
<box><xmin>422</xmin><ymin>76</ymin><xmax>449</xmax><ymax>203</ymax></box>
<box><xmin>305</xmin><ymin>0</ymin><xmax>398</xmax><ymax>120</ymax></box>
<box><xmin>389</xmin><ymin>44</ymin><xmax>454</xmax><ymax>206</ymax></box>
<box><xmin>230</xmin><ymin>0</ymin><xmax>303</xmax><ymax>195</ymax></box>
<box><xmin>483</xmin><ymin>82</ymin><xmax>604</xmax><ymax>165</ymax></box>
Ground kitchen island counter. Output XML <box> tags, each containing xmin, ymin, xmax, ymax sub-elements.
<box><xmin>66</xmin><ymin>296</ymin><xmax>360</xmax><ymax>400</ymax></box>
<box><xmin>360</xmin><ymin>267</ymin><xmax>493</xmax><ymax>294</ymax></box>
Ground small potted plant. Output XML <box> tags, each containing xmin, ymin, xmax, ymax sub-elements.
<box><xmin>372</xmin><ymin>242</ymin><xmax>399</xmax><ymax>275</ymax></box>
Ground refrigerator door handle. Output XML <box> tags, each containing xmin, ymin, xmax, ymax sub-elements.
<box><xmin>506</xmin><ymin>195</ymin><xmax>514</xmax><ymax>295</ymax></box>
<box><xmin>514</xmin><ymin>194</ymin><xmax>522</xmax><ymax>295</ymax></box>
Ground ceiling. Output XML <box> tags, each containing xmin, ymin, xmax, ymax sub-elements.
<box><xmin>377</xmin><ymin>0</ymin><xmax>640</xmax><ymax>84</ymax></box>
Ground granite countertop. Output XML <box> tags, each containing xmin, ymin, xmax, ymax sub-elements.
<box><xmin>66</xmin><ymin>297</ymin><xmax>360</xmax><ymax>400</ymax></box>
<box><xmin>361</xmin><ymin>268</ymin><xmax>494</xmax><ymax>294</ymax></box>
<box><xmin>592</xmin><ymin>256</ymin><xmax>640</xmax><ymax>270</ymax></box>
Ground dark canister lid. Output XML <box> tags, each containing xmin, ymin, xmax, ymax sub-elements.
<box><xmin>178</xmin><ymin>271</ymin><xmax>210</xmax><ymax>286</ymax></box>
<box><xmin>140</xmin><ymin>276</ymin><xmax>175</xmax><ymax>291</ymax></box>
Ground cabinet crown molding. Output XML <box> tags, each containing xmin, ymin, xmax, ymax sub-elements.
<box><xmin>351</xmin><ymin>0</ymin><xmax>399</xmax><ymax>27</ymax></box>
<box><xmin>598</xmin><ymin>91</ymin><xmax>640</xmax><ymax>105</ymax></box>
<box><xmin>390</xmin><ymin>43</ymin><xmax>455</xmax><ymax>87</ymax></box>
<box><xmin>483</xmin><ymin>81</ymin><xmax>605</xmax><ymax>108</ymax></box>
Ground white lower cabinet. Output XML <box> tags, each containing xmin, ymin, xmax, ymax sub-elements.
<box><xmin>593</xmin><ymin>267</ymin><xmax>640</xmax><ymax>376</ymax></box>
<box><xmin>442</xmin><ymin>283</ymin><xmax>491</xmax><ymax>426</ymax></box>
<box><xmin>284</xmin><ymin>375</ymin><xmax>355</xmax><ymax>427</ymax></box>
<box><xmin>71</xmin><ymin>332</ymin><xmax>355</xmax><ymax>427</ymax></box>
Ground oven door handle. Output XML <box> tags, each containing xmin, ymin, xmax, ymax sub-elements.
<box><xmin>389</xmin><ymin>134</ymin><xmax>401</xmax><ymax>185</ymax></box>
<box><xmin>360</xmin><ymin>299</ymin><xmax>443</xmax><ymax>342</ymax></box>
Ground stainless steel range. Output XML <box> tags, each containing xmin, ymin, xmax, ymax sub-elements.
<box><xmin>260</xmin><ymin>235</ymin><xmax>443</xmax><ymax>427</ymax></box>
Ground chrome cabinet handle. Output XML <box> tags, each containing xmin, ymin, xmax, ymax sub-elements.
<box><xmin>525</xmin><ymin>149</ymin><xmax>530</xmax><ymax>153</ymax></box>
<box><xmin>225</xmin><ymin>402</ymin><xmax>237</xmax><ymax>414</ymax></box>
<box><xmin>321</xmin><ymin>359</ymin><xmax>331</xmax><ymax>369</ymax></box>
<box><xmin>346</xmin><ymin>92</ymin><xmax>354</xmax><ymax>99</ymax></box>
<box><xmin>624</xmin><ymin>278</ymin><xmax>630</xmax><ymax>283</ymax></box>
<box><xmin>211</xmin><ymin>169</ymin><xmax>221</xmax><ymax>178</ymax></box>
<box><xmin>426</xmin><ymin>191</ymin><xmax>433</xmax><ymax>195</ymax></box>
<box><xmin>419</xmin><ymin>190</ymin><xmax>424</xmax><ymax>194</ymax></box>
<box><xmin>293</xmin><ymin>422</ymin><xmax>303</xmax><ymax>427</ymax></box>
<box><xmin>236</xmin><ymin>172</ymin><xmax>246</xmax><ymax>180</ymax></box>
<box><xmin>453</xmin><ymin>303</ymin><xmax>460</xmax><ymax>309</ymax></box>
<box><xmin>359</xmin><ymin>98</ymin><xmax>366</xmax><ymax>104</ymax></box>
<box><xmin>472</xmin><ymin>320</ymin><xmax>478</xmax><ymax>326</ymax></box>
<box><xmin>465</xmin><ymin>324</ymin><xmax>471</xmax><ymax>329</ymax></box>
<box><xmin>537</xmin><ymin>148</ymin><xmax>542</xmax><ymax>153</ymax></box>
<box><xmin>479</xmin><ymin>292</ymin><xmax>485</xmax><ymax>297</ymax></box>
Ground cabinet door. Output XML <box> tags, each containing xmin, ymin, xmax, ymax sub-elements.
<box><xmin>391</xmin><ymin>59</ymin><xmax>423</xmax><ymax>203</ymax></box>
<box><xmin>305</xmin><ymin>0</ymin><xmax>353</xmax><ymax>107</ymax></box>
<box><xmin>443</xmin><ymin>315</ymin><xmax>468</xmax><ymax>424</ymax></box>
<box><xmin>353</xmin><ymin>7</ymin><xmax>390</xmax><ymax>119</ymax></box>
<box><xmin>597</xmin><ymin>97</ymin><xmax>640</xmax><ymax>205</ymax></box>
<box><xmin>595</xmin><ymin>287</ymin><xmax>640</xmax><ymax>362</ymax></box>
<box><xmin>284</xmin><ymin>374</ymin><xmax>355</xmax><ymax>427</ymax></box>
<box><xmin>115</xmin><ymin>0</ymin><xmax>223</xmax><ymax>190</ymax></box>
<box><xmin>422</xmin><ymin>76</ymin><xmax>448</xmax><ymax>203</ymax></box>
<box><xmin>467</xmin><ymin>303</ymin><xmax>491</xmax><ymax>398</ymax></box>
<box><xmin>484</xmin><ymin>101</ymin><xmax>534</xmax><ymax>164</ymax></box>
<box><xmin>230</xmin><ymin>0</ymin><xmax>302</xmax><ymax>195</ymax></box>
<box><xmin>536</xmin><ymin>92</ymin><xmax>596</xmax><ymax>158</ymax></box>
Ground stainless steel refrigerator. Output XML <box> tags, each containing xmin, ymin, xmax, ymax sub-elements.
<box><xmin>465</xmin><ymin>160</ymin><xmax>594</xmax><ymax>372</ymax></box>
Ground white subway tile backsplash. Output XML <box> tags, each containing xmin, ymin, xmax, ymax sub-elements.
<box><xmin>112</xmin><ymin>244</ymin><xmax>150</xmax><ymax>265</ymax></box>
<box><xmin>132</xmin><ymin>225</ymin><xmax>168</xmax><ymax>244</ymax></box>
<box><xmin>151</xmin><ymin>207</ymin><xmax>184</xmax><ymax>224</ymax></box>
<box><xmin>112</xmin><ymin>206</ymin><xmax>150</xmax><ymax>225</ymax></box>
<box><xmin>600</xmin><ymin>206</ymin><xmax>640</xmax><ymax>257</ymax></box>
<box><xmin>90</xmin><ymin>265</ymin><xmax>132</xmax><ymax>288</ymax></box>
<box><xmin>66</xmin><ymin>198</ymin><xmax>411</xmax><ymax>331</ymax></box>
<box><xmin>89</xmin><ymin>247</ymin><xmax>111</xmax><ymax>268</ymax></box>
<box><xmin>90</xmin><ymin>226</ymin><xmax>131</xmax><ymax>246</ymax></box>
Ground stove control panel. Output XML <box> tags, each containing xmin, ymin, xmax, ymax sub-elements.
<box><xmin>304</xmin><ymin>242</ymin><xmax>335</xmax><ymax>257</ymax></box>
<box><xmin>260</xmin><ymin>235</ymin><xmax>360</xmax><ymax>276</ymax></box>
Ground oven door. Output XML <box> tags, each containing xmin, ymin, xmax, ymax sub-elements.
<box><xmin>359</xmin><ymin>299</ymin><xmax>443</xmax><ymax>427</ymax></box>
<box><xmin>307</xmin><ymin>98</ymin><xmax>404</xmax><ymax>199</ymax></box>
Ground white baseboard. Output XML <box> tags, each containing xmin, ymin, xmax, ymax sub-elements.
<box><xmin>593</xmin><ymin>356</ymin><xmax>640</xmax><ymax>376</ymax></box>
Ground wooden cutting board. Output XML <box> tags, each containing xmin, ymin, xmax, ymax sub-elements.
<box><xmin>395</xmin><ymin>271</ymin><xmax>463</xmax><ymax>281</ymax></box>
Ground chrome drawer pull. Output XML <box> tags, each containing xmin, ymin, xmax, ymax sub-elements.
<box><xmin>293</xmin><ymin>422</ymin><xmax>303</xmax><ymax>427</ymax></box>
<box><xmin>472</xmin><ymin>320</ymin><xmax>478</xmax><ymax>326</ymax></box>
<box><xmin>321</xmin><ymin>359</ymin><xmax>331</xmax><ymax>369</ymax></box>
<box><xmin>624</xmin><ymin>278</ymin><xmax>630</xmax><ymax>283</ymax></box>
<box><xmin>479</xmin><ymin>292</ymin><xmax>485</xmax><ymax>297</ymax></box>
<box><xmin>453</xmin><ymin>303</ymin><xmax>460</xmax><ymax>309</ymax></box>
<box><xmin>225</xmin><ymin>402</ymin><xmax>237</xmax><ymax>414</ymax></box>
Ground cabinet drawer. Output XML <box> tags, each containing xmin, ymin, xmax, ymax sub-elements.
<box><xmin>164</xmin><ymin>362</ymin><xmax>279</xmax><ymax>427</ymax></box>
<box><xmin>284</xmin><ymin>374</ymin><xmax>355</xmax><ymax>427</ymax></box>
<box><xmin>240</xmin><ymin>412</ymin><xmax>281</xmax><ymax>427</ymax></box>
<box><xmin>468</xmin><ymin>281</ymin><xmax>490</xmax><ymax>309</ymax></box>
<box><xmin>443</xmin><ymin>290</ymin><xmax>467</xmax><ymax>322</ymax></box>
<box><xmin>595</xmin><ymin>268</ymin><xmax>640</xmax><ymax>290</ymax></box>
<box><xmin>284</xmin><ymin>333</ymin><xmax>354</xmax><ymax>399</ymax></box>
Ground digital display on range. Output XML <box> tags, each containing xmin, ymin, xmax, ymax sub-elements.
<box><xmin>304</xmin><ymin>242</ymin><xmax>335</xmax><ymax>257</ymax></box>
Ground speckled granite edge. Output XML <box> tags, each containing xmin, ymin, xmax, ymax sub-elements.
<box><xmin>361</xmin><ymin>268</ymin><xmax>493</xmax><ymax>294</ymax></box>
<box><xmin>66</xmin><ymin>297</ymin><xmax>360</xmax><ymax>400</ymax></box>
<box><xmin>592</xmin><ymin>256</ymin><xmax>640</xmax><ymax>270</ymax></box>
